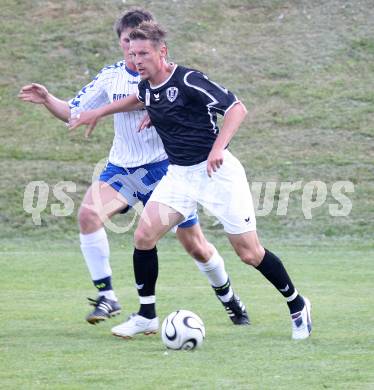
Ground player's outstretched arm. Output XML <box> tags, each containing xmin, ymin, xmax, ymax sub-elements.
<box><xmin>207</xmin><ymin>101</ymin><xmax>248</xmax><ymax>177</ymax></box>
<box><xmin>68</xmin><ymin>94</ymin><xmax>143</xmax><ymax>137</ymax></box>
<box><xmin>18</xmin><ymin>83</ymin><xmax>70</xmax><ymax>122</ymax></box>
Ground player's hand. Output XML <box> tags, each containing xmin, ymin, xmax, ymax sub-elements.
<box><xmin>138</xmin><ymin>113</ymin><xmax>152</xmax><ymax>131</ymax></box>
<box><xmin>18</xmin><ymin>83</ymin><xmax>49</xmax><ymax>104</ymax></box>
<box><xmin>68</xmin><ymin>110</ymin><xmax>100</xmax><ymax>138</ymax></box>
<box><xmin>207</xmin><ymin>148</ymin><xmax>224</xmax><ymax>177</ymax></box>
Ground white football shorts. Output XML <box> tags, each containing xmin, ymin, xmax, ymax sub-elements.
<box><xmin>148</xmin><ymin>150</ymin><xmax>256</xmax><ymax>234</ymax></box>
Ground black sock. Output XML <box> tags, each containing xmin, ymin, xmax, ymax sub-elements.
<box><xmin>133</xmin><ymin>247</ymin><xmax>158</xmax><ymax>319</ymax></box>
<box><xmin>138</xmin><ymin>303</ymin><xmax>155</xmax><ymax>319</ymax></box>
<box><xmin>212</xmin><ymin>278</ymin><xmax>232</xmax><ymax>301</ymax></box>
<box><xmin>256</xmin><ymin>249</ymin><xmax>304</xmax><ymax>314</ymax></box>
<box><xmin>93</xmin><ymin>276</ymin><xmax>112</xmax><ymax>292</ymax></box>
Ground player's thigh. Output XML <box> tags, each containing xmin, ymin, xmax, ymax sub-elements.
<box><xmin>135</xmin><ymin>200</ymin><xmax>183</xmax><ymax>249</ymax></box>
<box><xmin>147</xmin><ymin>165</ymin><xmax>197</xmax><ymax>222</ymax></box>
<box><xmin>81</xmin><ymin>180</ymin><xmax>129</xmax><ymax>219</ymax></box>
<box><xmin>137</xmin><ymin>200</ymin><xmax>185</xmax><ymax>241</ymax></box>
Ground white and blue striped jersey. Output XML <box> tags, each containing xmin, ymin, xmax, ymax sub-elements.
<box><xmin>68</xmin><ymin>60</ymin><xmax>167</xmax><ymax>168</ymax></box>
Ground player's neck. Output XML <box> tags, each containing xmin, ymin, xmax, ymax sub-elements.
<box><xmin>126</xmin><ymin>61</ymin><xmax>137</xmax><ymax>72</ymax></box>
<box><xmin>149</xmin><ymin>62</ymin><xmax>175</xmax><ymax>87</ymax></box>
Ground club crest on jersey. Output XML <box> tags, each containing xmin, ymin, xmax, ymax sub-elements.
<box><xmin>166</xmin><ymin>87</ymin><xmax>178</xmax><ymax>102</ymax></box>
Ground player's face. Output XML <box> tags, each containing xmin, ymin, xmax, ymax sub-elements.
<box><xmin>119</xmin><ymin>28</ymin><xmax>134</xmax><ymax>60</ymax></box>
<box><xmin>129</xmin><ymin>39</ymin><xmax>166</xmax><ymax>81</ymax></box>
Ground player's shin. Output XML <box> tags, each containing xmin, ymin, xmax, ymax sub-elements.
<box><xmin>194</xmin><ymin>248</ymin><xmax>233</xmax><ymax>302</ymax></box>
<box><xmin>194</xmin><ymin>248</ymin><xmax>250</xmax><ymax>325</ymax></box>
<box><xmin>255</xmin><ymin>248</ymin><xmax>305</xmax><ymax>314</ymax></box>
<box><xmin>80</xmin><ymin>228</ymin><xmax>117</xmax><ymax>301</ymax></box>
<box><xmin>133</xmin><ymin>247</ymin><xmax>158</xmax><ymax>319</ymax></box>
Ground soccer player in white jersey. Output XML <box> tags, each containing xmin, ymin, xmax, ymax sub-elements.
<box><xmin>19</xmin><ymin>9</ymin><xmax>249</xmax><ymax>336</ymax></box>
<box><xmin>70</xmin><ymin>21</ymin><xmax>312</xmax><ymax>340</ymax></box>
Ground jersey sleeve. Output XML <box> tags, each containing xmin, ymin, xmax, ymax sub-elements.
<box><xmin>183</xmin><ymin>71</ymin><xmax>239</xmax><ymax>115</ymax></box>
<box><xmin>68</xmin><ymin>67</ymin><xmax>112</xmax><ymax>115</ymax></box>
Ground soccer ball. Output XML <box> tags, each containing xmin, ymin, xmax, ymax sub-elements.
<box><xmin>161</xmin><ymin>310</ymin><xmax>205</xmax><ymax>350</ymax></box>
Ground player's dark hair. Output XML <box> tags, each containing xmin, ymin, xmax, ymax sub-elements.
<box><xmin>114</xmin><ymin>8</ymin><xmax>154</xmax><ymax>37</ymax></box>
<box><xmin>129</xmin><ymin>21</ymin><xmax>167</xmax><ymax>47</ymax></box>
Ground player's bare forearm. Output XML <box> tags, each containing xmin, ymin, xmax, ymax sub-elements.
<box><xmin>212</xmin><ymin>101</ymin><xmax>247</xmax><ymax>151</ymax></box>
<box><xmin>68</xmin><ymin>94</ymin><xmax>144</xmax><ymax>136</ymax></box>
<box><xmin>207</xmin><ymin>101</ymin><xmax>247</xmax><ymax>177</ymax></box>
<box><xmin>97</xmin><ymin>94</ymin><xmax>144</xmax><ymax>118</ymax></box>
<box><xmin>18</xmin><ymin>83</ymin><xmax>70</xmax><ymax>122</ymax></box>
<box><xmin>44</xmin><ymin>94</ymin><xmax>71</xmax><ymax>122</ymax></box>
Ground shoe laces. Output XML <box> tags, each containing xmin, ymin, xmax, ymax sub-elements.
<box><xmin>88</xmin><ymin>296</ymin><xmax>102</xmax><ymax>307</ymax></box>
<box><xmin>127</xmin><ymin>313</ymin><xmax>138</xmax><ymax>321</ymax></box>
<box><xmin>224</xmin><ymin>296</ymin><xmax>246</xmax><ymax>316</ymax></box>
<box><xmin>87</xmin><ymin>296</ymin><xmax>112</xmax><ymax>312</ymax></box>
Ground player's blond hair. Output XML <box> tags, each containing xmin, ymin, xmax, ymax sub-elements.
<box><xmin>129</xmin><ymin>21</ymin><xmax>167</xmax><ymax>48</ymax></box>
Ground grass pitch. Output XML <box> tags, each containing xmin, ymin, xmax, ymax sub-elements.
<box><xmin>1</xmin><ymin>0</ymin><xmax>373</xmax><ymax>240</ymax></box>
<box><xmin>1</xmin><ymin>241</ymin><xmax>373</xmax><ymax>389</ymax></box>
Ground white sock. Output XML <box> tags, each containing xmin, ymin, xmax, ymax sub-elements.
<box><xmin>194</xmin><ymin>248</ymin><xmax>233</xmax><ymax>302</ymax></box>
<box><xmin>98</xmin><ymin>290</ymin><xmax>117</xmax><ymax>301</ymax></box>
<box><xmin>80</xmin><ymin>228</ymin><xmax>117</xmax><ymax>301</ymax></box>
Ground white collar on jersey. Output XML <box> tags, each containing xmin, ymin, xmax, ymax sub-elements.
<box><xmin>149</xmin><ymin>63</ymin><xmax>178</xmax><ymax>89</ymax></box>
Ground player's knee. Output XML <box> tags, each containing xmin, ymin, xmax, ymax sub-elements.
<box><xmin>78</xmin><ymin>206</ymin><xmax>102</xmax><ymax>233</ymax></box>
<box><xmin>239</xmin><ymin>245</ymin><xmax>265</xmax><ymax>267</ymax></box>
<box><xmin>134</xmin><ymin>226</ymin><xmax>157</xmax><ymax>249</ymax></box>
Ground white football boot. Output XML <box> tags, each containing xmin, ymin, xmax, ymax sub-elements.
<box><xmin>111</xmin><ymin>313</ymin><xmax>159</xmax><ymax>339</ymax></box>
<box><xmin>291</xmin><ymin>297</ymin><xmax>312</xmax><ymax>340</ymax></box>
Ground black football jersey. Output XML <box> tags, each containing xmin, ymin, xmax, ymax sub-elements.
<box><xmin>137</xmin><ymin>65</ymin><xmax>238</xmax><ymax>166</ymax></box>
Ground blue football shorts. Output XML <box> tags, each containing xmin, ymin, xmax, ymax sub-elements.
<box><xmin>99</xmin><ymin>160</ymin><xmax>198</xmax><ymax>229</ymax></box>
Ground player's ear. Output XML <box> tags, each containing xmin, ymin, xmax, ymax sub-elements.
<box><xmin>160</xmin><ymin>44</ymin><xmax>168</xmax><ymax>59</ymax></box>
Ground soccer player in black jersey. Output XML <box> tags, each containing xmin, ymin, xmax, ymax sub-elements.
<box><xmin>20</xmin><ymin>10</ymin><xmax>249</xmax><ymax>336</ymax></box>
<box><xmin>71</xmin><ymin>21</ymin><xmax>312</xmax><ymax>340</ymax></box>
